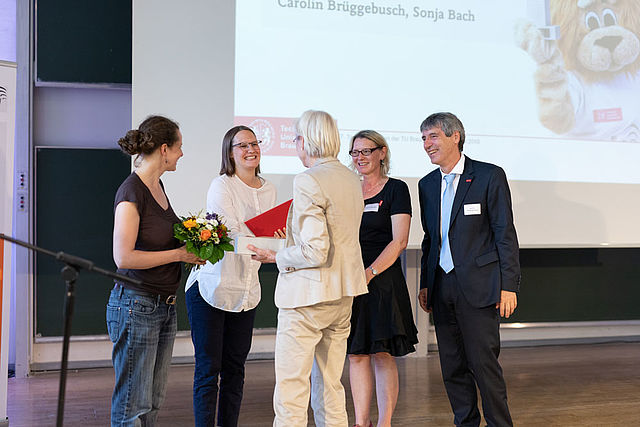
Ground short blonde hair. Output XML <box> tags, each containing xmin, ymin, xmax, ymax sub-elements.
<box><xmin>295</xmin><ymin>110</ymin><xmax>340</xmax><ymax>158</ymax></box>
<box><xmin>349</xmin><ymin>130</ymin><xmax>391</xmax><ymax>176</ymax></box>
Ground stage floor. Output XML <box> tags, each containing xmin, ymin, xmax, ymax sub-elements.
<box><xmin>8</xmin><ymin>342</ymin><xmax>640</xmax><ymax>426</ymax></box>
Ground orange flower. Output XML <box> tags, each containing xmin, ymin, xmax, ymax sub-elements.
<box><xmin>199</xmin><ymin>229</ymin><xmax>212</xmax><ymax>241</ymax></box>
<box><xmin>183</xmin><ymin>219</ymin><xmax>197</xmax><ymax>229</ymax></box>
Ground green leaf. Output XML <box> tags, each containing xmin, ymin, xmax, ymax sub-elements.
<box><xmin>212</xmin><ymin>245</ymin><xmax>223</xmax><ymax>260</ymax></box>
<box><xmin>201</xmin><ymin>245</ymin><xmax>214</xmax><ymax>260</ymax></box>
<box><xmin>206</xmin><ymin>250</ymin><xmax>219</xmax><ymax>265</ymax></box>
<box><xmin>186</xmin><ymin>240</ymin><xmax>195</xmax><ymax>254</ymax></box>
<box><xmin>173</xmin><ymin>224</ymin><xmax>187</xmax><ymax>240</ymax></box>
<box><xmin>220</xmin><ymin>242</ymin><xmax>234</xmax><ymax>252</ymax></box>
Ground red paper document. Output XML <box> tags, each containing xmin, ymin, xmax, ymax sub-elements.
<box><xmin>245</xmin><ymin>199</ymin><xmax>293</xmax><ymax>237</ymax></box>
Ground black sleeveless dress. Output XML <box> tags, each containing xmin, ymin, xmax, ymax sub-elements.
<box><xmin>347</xmin><ymin>178</ymin><xmax>419</xmax><ymax>356</ymax></box>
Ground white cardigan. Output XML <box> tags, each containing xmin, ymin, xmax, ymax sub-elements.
<box><xmin>186</xmin><ymin>174</ymin><xmax>276</xmax><ymax>312</ymax></box>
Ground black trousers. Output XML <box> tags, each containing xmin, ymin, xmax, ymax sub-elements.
<box><xmin>186</xmin><ymin>284</ymin><xmax>256</xmax><ymax>427</ymax></box>
<box><xmin>432</xmin><ymin>268</ymin><xmax>513</xmax><ymax>427</ymax></box>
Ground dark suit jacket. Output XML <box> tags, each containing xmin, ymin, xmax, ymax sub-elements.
<box><xmin>418</xmin><ymin>156</ymin><xmax>521</xmax><ymax>309</ymax></box>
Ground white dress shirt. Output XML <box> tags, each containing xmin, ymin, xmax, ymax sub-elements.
<box><xmin>440</xmin><ymin>153</ymin><xmax>466</xmax><ymax>239</ymax></box>
<box><xmin>185</xmin><ymin>174</ymin><xmax>277</xmax><ymax>312</ymax></box>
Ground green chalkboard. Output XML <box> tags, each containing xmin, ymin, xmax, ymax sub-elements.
<box><xmin>36</xmin><ymin>0</ymin><xmax>132</xmax><ymax>85</ymax></box>
<box><xmin>173</xmin><ymin>264</ymin><xmax>279</xmax><ymax>331</ymax></box>
<box><xmin>253</xmin><ymin>264</ymin><xmax>279</xmax><ymax>328</ymax></box>
<box><xmin>34</xmin><ymin>148</ymin><xmax>279</xmax><ymax>337</ymax></box>
<box><xmin>507</xmin><ymin>248</ymin><xmax>640</xmax><ymax>323</ymax></box>
<box><xmin>34</xmin><ymin>149</ymin><xmax>638</xmax><ymax>336</ymax></box>
<box><xmin>35</xmin><ymin>148</ymin><xmax>131</xmax><ymax>336</ymax></box>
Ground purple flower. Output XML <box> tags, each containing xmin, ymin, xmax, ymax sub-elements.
<box><xmin>206</xmin><ymin>212</ymin><xmax>219</xmax><ymax>221</ymax></box>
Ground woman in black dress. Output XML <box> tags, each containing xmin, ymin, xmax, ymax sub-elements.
<box><xmin>347</xmin><ymin>130</ymin><xmax>419</xmax><ymax>427</ymax></box>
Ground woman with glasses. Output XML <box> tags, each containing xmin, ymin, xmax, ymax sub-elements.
<box><xmin>347</xmin><ymin>130</ymin><xmax>419</xmax><ymax>427</ymax></box>
<box><xmin>184</xmin><ymin>125</ymin><xmax>280</xmax><ymax>427</ymax></box>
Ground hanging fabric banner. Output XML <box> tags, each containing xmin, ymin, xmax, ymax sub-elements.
<box><xmin>0</xmin><ymin>59</ymin><xmax>17</xmax><ymax>424</ymax></box>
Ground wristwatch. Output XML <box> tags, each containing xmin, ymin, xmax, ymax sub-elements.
<box><xmin>369</xmin><ymin>266</ymin><xmax>378</xmax><ymax>276</ymax></box>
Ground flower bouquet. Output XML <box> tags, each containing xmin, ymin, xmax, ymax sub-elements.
<box><xmin>173</xmin><ymin>212</ymin><xmax>234</xmax><ymax>270</ymax></box>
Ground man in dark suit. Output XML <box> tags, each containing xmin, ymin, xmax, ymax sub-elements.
<box><xmin>417</xmin><ymin>112</ymin><xmax>520</xmax><ymax>427</ymax></box>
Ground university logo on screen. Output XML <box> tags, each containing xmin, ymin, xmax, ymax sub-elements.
<box><xmin>234</xmin><ymin>116</ymin><xmax>298</xmax><ymax>156</ymax></box>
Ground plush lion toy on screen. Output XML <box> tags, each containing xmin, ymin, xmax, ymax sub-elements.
<box><xmin>516</xmin><ymin>0</ymin><xmax>640</xmax><ymax>141</ymax></box>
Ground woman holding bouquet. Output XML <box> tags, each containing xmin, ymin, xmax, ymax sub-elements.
<box><xmin>108</xmin><ymin>115</ymin><xmax>205</xmax><ymax>426</ymax></box>
<box><xmin>185</xmin><ymin>125</ymin><xmax>278</xmax><ymax>427</ymax></box>
<box><xmin>347</xmin><ymin>130</ymin><xmax>418</xmax><ymax>427</ymax></box>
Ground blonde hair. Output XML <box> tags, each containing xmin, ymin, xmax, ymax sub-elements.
<box><xmin>349</xmin><ymin>130</ymin><xmax>391</xmax><ymax>176</ymax></box>
<box><xmin>295</xmin><ymin>110</ymin><xmax>340</xmax><ymax>158</ymax></box>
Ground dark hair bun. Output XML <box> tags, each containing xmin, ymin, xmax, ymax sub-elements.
<box><xmin>118</xmin><ymin>130</ymin><xmax>154</xmax><ymax>155</ymax></box>
<box><xmin>118</xmin><ymin>116</ymin><xmax>179</xmax><ymax>158</ymax></box>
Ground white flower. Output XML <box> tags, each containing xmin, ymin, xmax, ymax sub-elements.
<box><xmin>196</xmin><ymin>217</ymin><xmax>206</xmax><ymax>224</ymax></box>
<box><xmin>205</xmin><ymin>224</ymin><xmax>214</xmax><ymax>230</ymax></box>
<box><xmin>209</xmin><ymin>219</ymin><xmax>219</xmax><ymax>227</ymax></box>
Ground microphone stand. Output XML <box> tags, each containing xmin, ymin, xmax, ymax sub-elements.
<box><xmin>0</xmin><ymin>233</ymin><xmax>142</xmax><ymax>427</ymax></box>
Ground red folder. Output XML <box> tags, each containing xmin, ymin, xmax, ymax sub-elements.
<box><xmin>245</xmin><ymin>199</ymin><xmax>293</xmax><ymax>237</ymax></box>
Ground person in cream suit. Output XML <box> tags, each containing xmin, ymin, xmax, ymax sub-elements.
<box><xmin>249</xmin><ymin>110</ymin><xmax>368</xmax><ymax>427</ymax></box>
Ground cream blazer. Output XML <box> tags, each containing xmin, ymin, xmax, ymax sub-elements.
<box><xmin>275</xmin><ymin>158</ymin><xmax>368</xmax><ymax>309</ymax></box>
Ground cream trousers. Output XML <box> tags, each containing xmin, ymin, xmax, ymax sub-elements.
<box><xmin>273</xmin><ymin>296</ymin><xmax>354</xmax><ymax>427</ymax></box>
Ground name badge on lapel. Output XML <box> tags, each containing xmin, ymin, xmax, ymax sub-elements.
<box><xmin>463</xmin><ymin>203</ymin><xmax>481</xmax><ymax>215</ymax></box>
<box><xmin>364</xmin><ymin>202</ymin><xmax>381</xmax><ymax>213</ymax></box>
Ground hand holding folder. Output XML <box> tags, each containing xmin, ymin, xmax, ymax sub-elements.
<box><xmin>244</xmin><ymin>199</ymin><xmax>292</xmax><ymax>237</ymax></box>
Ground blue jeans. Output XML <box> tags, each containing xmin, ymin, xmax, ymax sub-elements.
<box><xmin>106</xmin><ymin>287</ymin><xmax>177</xmax><ymax>427</ymax></box>
<box><xmin>186</xmin><ymin>283</ymin><xmax>256</xmax><ymax>427</ymax></box>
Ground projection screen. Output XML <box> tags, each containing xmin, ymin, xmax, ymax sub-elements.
<box><xmin>133</xmin><ymin>0</ymin><xmax>640</xmax><ymax>247</ymax></box>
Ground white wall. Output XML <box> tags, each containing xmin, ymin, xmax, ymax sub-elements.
<box><xmin>132</xmin><ymin>0</ymin><xmax>235</xmax><ymax>215</ymax></box>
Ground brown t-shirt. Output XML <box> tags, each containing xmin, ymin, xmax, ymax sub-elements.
<box><xmin>114</xmin><ymin>172</ymin><xmax>181</xmax><ymax>294</ymax></box>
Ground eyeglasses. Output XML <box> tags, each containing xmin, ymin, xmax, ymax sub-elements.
<box><xmin>232</xmin><ymin>141</ymin><xmax>262</xmax><ymax>150</ymax></box>
<box><xmin>349</xmin><ymin>146</ymin><xmax>381</xmax><ymax>157</ymax></box>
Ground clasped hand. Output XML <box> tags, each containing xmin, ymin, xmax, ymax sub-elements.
<box><xmin>247</xmin><ymin>228</ymin><xmax>285</xmax><ymax>263</ymax></box>
<box><xmin>177</xmin><ymin>245</ymin><xmax>206</xmax><ymax>265</ymax></box>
